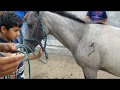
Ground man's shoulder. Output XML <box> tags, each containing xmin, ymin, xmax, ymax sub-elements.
<box><xmin>0</xmin><ymin>37</ymin><xmax>7</xmax><ymax>43</ymax></box>
<box><xmin>13</xmin><ymin>39</ymin><xmax>19</xmax><ymax>43</ymax></box>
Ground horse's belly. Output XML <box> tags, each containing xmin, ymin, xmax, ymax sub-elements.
<box><xmin>99</xmin><ymin>36</ymin><xmax>120</xmax><ymax>76</ymax></box>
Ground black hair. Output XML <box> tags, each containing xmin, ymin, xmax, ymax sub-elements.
<box><xmin>0</xmin><ymin>11</ymin><xmax>23</xmax><ymax>31</ymax></box>
<box><xmin>50</xmin><ymin>11</ymin><xmax>86</xmax><ymax>23</ymax></box>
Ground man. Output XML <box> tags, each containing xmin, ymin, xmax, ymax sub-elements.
<box><xmin>86</xmin><ymin>11</ymin><xmax>108</xmax><ymax>24</ymax></box>
<box><xmin>0</xmin><ymin>12</ymin><xmax>42</xmax><ymax>79</ymax></box>
<box><xmin>14</xmin><ymin>11</ymin><xmax>30</xmax><ymax>44</ymax></box>
<box><xmin>0</xmin><ymin>43</ymin><xmax>24</xmax><ymax>77</ymax></box>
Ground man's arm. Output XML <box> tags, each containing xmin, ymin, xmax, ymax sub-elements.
<box><xmin>101</xmin><ymin>11</ymin><xmax>108</xmax><ymax>24</ymax></box>
<box><xmin>0</xmin><ymin>43</ymin><xmax>25</xmax><ymax>77</ymax></box>
<box><xmin>0</xmin><ymin>54</ymin><xmax>24</xmax><ymax>77</ymax></box>
<box><xmin>86</xmin><ymin>16</ymin><xmax>91</xmax><ymax>23</ymax></box>
<box><xmin>28</xmin><ymin>48</ymin><xmax>43</xmax><ymax>60</ymax></box>
<box><xmin>86</xmin><ymin>11</ymin><xmax>91</xmax><ymax>23</ymax></box>
<box><xmin>101</xmin><ymin>18</ymin><xmax>107</xmax><ymax>24</ymax></box>
<box><xmin>24</xmin><ymin>11</ymin><xmax>30</xmax><ymax>18</ymax></box>
<box><xmin>22</xmin><ymin>11</ymin><xmax>30</xmax><ymax>21</ymax></box>
<box><xmin>0</xmin><ymin>43</ymin><xmax>16</xmax><ymax>52</ymax></box>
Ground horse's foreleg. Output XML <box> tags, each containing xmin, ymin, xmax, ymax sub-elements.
<box><xmin>82</xmin><ymin>67</ymin><xmax>97</xmax><ymax>79</ymax></box>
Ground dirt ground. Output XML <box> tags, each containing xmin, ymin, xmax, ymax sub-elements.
<box><xmin>24</xmin><ymin>52</ymin><xmax>120</xmax><ymax>79</ymax></box>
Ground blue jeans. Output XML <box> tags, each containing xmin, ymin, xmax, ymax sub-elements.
<box><xmin>17</xmin><ymin>22</ymin><xmax>27</xmax><ymax>44</ymax></box>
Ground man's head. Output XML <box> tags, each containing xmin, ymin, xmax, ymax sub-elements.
<box><xmin>0</xmin><ymin>12</ymin><xmax>23</xmax><ymax>42</ymax></box>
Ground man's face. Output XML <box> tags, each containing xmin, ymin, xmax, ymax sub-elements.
<box><xmin>1</xmin><ymin>26</ymin><xmax>21</xmax><ymax>42</ymax></box>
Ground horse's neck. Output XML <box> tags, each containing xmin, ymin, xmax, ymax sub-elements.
<box><xmin>43</xmin><ymin>11</ymin><xmax>86</xmax><ymax>52</ymax></box>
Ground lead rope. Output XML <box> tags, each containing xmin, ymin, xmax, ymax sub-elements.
<box><xmin>37</xmin><ymin>12</ymin><xmax>48</xmax><ymax>61</ymax></box>
<box><xmin>0</xmin><ymin>43</ymin><xmax>46</xmax><ymax>79</ymax></box>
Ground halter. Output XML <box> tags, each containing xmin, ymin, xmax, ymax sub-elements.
<box><xmin>24</xmin><ymin>12</ymin><xmax>48</xmax><ymax>62</ymax></box>
<box><xmin>0</xmin><ymin>43</ymin><xmax>49</xmax><ymax>79</ymax></box>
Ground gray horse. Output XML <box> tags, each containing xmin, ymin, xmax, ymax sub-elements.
<box><xmin>24</xmin><ymin>11</ymin><xmax>120</xmax><ymax>79</ymax></box>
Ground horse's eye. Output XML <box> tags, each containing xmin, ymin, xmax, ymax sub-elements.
<box><xmin>28</xmin><ymin>23</ymin><xmax>33</xmax><ymax>28</ymax></box>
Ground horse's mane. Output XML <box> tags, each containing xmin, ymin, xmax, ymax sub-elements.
<box><xmin>50</xmin><ymin>11</ymin><xmax>86</xmax><ymax>23</ymax></box>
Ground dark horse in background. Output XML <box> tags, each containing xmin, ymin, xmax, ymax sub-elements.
<box><xmin>24</xmin><ymin>11</ymin><xmax>120</xmax><ymax>79</ymax></box>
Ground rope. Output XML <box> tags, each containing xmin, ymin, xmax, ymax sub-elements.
<box><xmin>16</xmin><ymin>43</ymin><xmax>48</xmax><ymax>64</ymax></box>
<box><xmin>36</xmin><ymin>12</ymin><xmax>48</xmax><ymax>61</ymax></box>
<box><xmin>0</xmin><ymin>43</ymin><xmax>47</xmax><ymax>79</ymax></box>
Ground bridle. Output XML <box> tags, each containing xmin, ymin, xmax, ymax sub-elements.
<box><xmin>24</xmin><ymin>12</ymin><xmax>48</xmax><ymax>62</ymax></box>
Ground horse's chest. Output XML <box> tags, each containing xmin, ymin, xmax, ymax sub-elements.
<box><xmin>75</xmin><ymin>39</ymin><xmax>100</xmax><ymax>68</ymax></box>
<box><xmin>78</xmin><ymin>38</ymin><xmax>95</xmax><ymax>56</ymax></box>
<box><xmin>74</xmin><ymin>32</ymin><xmax>101</xmax><ymax>66</ymax></box>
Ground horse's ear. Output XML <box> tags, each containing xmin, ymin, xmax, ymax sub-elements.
<box><xmin>34</xmin><ymin>11</ymin><xmax>39</xmax><ymax>15</ymax></box>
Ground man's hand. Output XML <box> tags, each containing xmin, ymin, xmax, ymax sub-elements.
<box><xmin>37</xmin><ymin>48</ymin><xmax>43</xmax><ymax>57</ymax></box>
<box><xmin>0</xmin><ymin>53</ymin><xmax>24</xmax><ymax>77</ymax></box>
<box><xmin>0</xmin><ymin>43</ymin><xmax>16</xmax><ymax>52</ymax></box>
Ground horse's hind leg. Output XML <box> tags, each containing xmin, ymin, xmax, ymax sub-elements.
<box><xmin>82</xmin><ymin>67</ymin><xmax>97</xmax><ymax>79</ymax></box>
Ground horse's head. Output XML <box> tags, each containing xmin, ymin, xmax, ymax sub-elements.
<box><xmin>24</xmin><ymin>11</ymin><xmax>44</xmax><ymax>53</ymax></box>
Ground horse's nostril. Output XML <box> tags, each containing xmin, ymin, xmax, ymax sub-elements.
<box><xmin>28</xmin><ymin>24</ymin><xmax>33</xmax><ymax>28</ymax></box>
